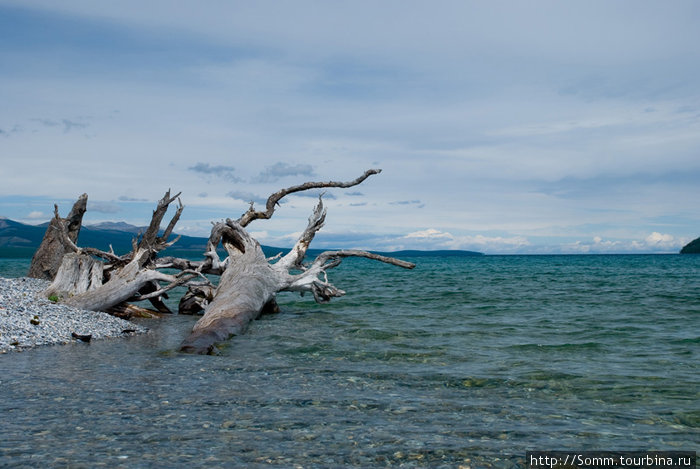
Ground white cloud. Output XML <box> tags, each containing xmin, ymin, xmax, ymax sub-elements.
<box><xmin>401</xmin><ymin>229</ymin><xmax>529</xmax><ymax>253</ymax></box>
<box><xmin>563</xmin><ymin>232</ymin><xmax>686</xmax><ymax>254</ymax></box>
<box><xmin>405</xmin><ymin>228</ymin><xmax>453</xmax><ymax>239</ymax></box>
<box><xmin>645</xmin><ymin>231</ymin><xmax>675</xmax><ymax>247</ymax></box>
<box><xmin>248</xmin><ymin>230</ymin><xmax>269</xmax><ymax>241</ymax></box>
<box><xmin>27</xmin><ymin>211</ymin><xmax>45</xmax><ymax>219</ymax></box>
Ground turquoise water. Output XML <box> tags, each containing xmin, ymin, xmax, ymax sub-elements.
<box><xmin>0</xmin><ymin>255</ymin><xmax>698</xmax><ymax>467</ymax></box>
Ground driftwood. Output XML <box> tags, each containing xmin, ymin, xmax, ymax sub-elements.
<box><xmin>43</xmin><ymin>191</ymin><xmax>206</xmax><ymax>313</ymax></box>
<box><xmin>28</xmin><ymin>194</ymin><xmax>87</xmax><ymax>280</ymax></box>
<box><xmin>36</xmin><ymin>170</ymin><xmax>415</xmax><ymax>354</ymax></box>
<box><xmin>179</xmin><ymin>198</ymin><xmax>415</xmax><ymax>354</ymax></box>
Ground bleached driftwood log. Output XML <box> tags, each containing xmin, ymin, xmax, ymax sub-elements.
<box><xmin>180</xmin><ymin>170</ymin><xmax>415</xmax><ymax>354</ymax></box>
<box><xmin>44</xmin><ymin>190</ymin><xmax>208</xmax><ymax>313</ymax></box>
<box><xmin>35</xmin><ymin>169</ymin><xmax>414</xmax><ymax>354</ymax></box>
<box><xmin>28</xmin><ymin>194</ymin><xmax>87</xmax><ymax>280</ymax></box>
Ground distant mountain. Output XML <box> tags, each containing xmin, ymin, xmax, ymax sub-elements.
<box><xmin>0</xmin><ymin>218</ymin><xmax>484</xmax><ymax>259</ymax></box>
<box><xmin>680</xmin><ymin>237</ymin><xmax>700</xmax><ymax>254</ymax></box>
<box><xmin>0</xmin><ymin>219</ymin><xmax>209</xmax><ymax>258</ymax></box>
<box><xmin>87</xmin><ymin>221</ymin><xmax>147</xmax><ymax>234</ymax></box>
<box><xmin>0</xmin><ymin>218</ymin><xmax>49</xmax><ymax>257</ymax></box>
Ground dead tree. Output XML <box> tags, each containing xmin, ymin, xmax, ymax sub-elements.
<box><xmin>44</xmin><ymin>190</ymin><xmax>207</xmax><ymax>315</ymax></box>
<box><xmin>28</xmin><ymin>194</ymin><xmax>87</xmax><ymax>280</ymax></box>
<box><xmin>39</xmin><ymin>170</ymin><xmax>415</xmax><ymax>353</ymax></box>
<box><xmin>179</xmin><ymin>170</ymin><xmax>415</xmax><ymax>353</ymax></box>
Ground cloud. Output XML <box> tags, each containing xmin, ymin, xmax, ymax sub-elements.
<box><xmin>405</xmin><ymin>228</ymin><xmax>453</xmax><ymax>239</ymax></box>
<box><xmin>389</xmin><ymin>199</ymin><xmax>425</xmax><ymax>209</ymax></box>
<box><xmin>89</xmin><ymin>201</ymin><xmax>121</xmax><ymax>213</ymax></box>
<box><xmin>248</xmin><ymin>230</ymin><xmax>269</xmax><ymax>241</ymax></box>
<box><xmin>254</xmin><ymin>162</ymin><xmax>315</xmax><ymax>183</ymax></box>
<box><xmin>402</xmin><ymin>229</ymin><xmax>529</xmax><ymax>253</ymax></box>
<box><xmin>563</xmin><ymin>232</ymin><xmax>685</xmax><ymax>254</ymax></box>
<box><xmin>1</xmin><ymin>2</ymin><xmax>699</xmax><ymax>254</ymax></box>
<box><xmin>390</xmin><ymin>200</ymin><xmax>422</xmax><ymax>205</ymax></box>
<box><xmin>27</xmin><ymin>211</ymin><xmax>46</xmax><ymax>219</ymax></box>
<box><xmin>118</xmin><ymin>195</ymin><xmax>148</xmax><ymax>202</ymax></box>
<box><xmin>452</xmin><ymin>234</ymin><xmax>531</xmax><ymax>252</ymax></box>
<box><xmin>188</xmin><ymin>162</ymin><xmax>241</xmax><ymax>182</ymax></box>
<box><xmin>61</xmin><ymin>119</ymin><xmax>88</xmax><ymax>133</ymax></box>
<box><xmin>31</xmin><ymin>117</ymin><xmax>89</xmax><ymax>133</ymax></box>
<box><xmin>227</xmin><ymin>190</ymin><xmax>267</xmax><ymax>205</ymax></box>
<box><xmin>644</xmin><ymin>232</ymin><xmax>678</xmax><ymax>249</ymax></box>
<box><xmin>31</xmin><ymin>118</ymin><xmax>60</xmax><ymax>128</ymax></box>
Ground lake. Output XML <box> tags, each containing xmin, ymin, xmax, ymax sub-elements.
<box><xmin>0</xmin><ymin>254</ymin><xmax>697</xmax><ymax>467</ymax></box>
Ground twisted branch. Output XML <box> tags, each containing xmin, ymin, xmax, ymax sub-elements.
<box><xmin>237</xmin><ymin>168</ymin><xmax>381</xmax><ymax>227</ymax></box>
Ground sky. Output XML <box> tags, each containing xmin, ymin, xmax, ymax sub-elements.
<box><xmin>1</xmin><ymin>0</ymin><xmax>699</xmax><ymax>254</ymax></box>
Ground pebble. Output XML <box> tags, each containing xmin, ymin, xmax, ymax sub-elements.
<box><xmin>0</xmin><ymin>276</ymin><xmax>148</xmax><ymax>353</ymax></box>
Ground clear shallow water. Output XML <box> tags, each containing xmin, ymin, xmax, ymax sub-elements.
<box><xmin>0</xmin><ymin>255</ymin><xmax>698</xmax><ymax>467</ymax></box>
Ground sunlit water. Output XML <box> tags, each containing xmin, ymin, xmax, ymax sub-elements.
<box><xmin>0</xmin><ymin>255</ymin><xmax>697</xmax><ymax>467</ymax></box>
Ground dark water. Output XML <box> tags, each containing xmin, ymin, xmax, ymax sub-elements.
<box><xmin>0</xmin><ymin>255</ymin><xmax>698</xmax><ymax>468</ymax></box>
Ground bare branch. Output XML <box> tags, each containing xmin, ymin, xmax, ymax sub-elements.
<box><xmin>158</xmin><ymin>197</ymin><xmax>184</xmax><ymax>245</ymax></box>
<box><xmin>275</xmin><ymin>196</ymin><xmax>326</xmax><ymax>270</ymax></box>
<box><xmin>131</xmin><ymin>270</ymin><xmax>210</xmax><ymax>301</ymax></box>
<box><xmin>282</xmin><ymin>250</ymin><xmax>413</xmax><ymax>304</ymax></box>
<box><xmin>311</xmin><ymin>249</ymin><xmax>416</xmax><ymax>270</ymax></box>
<box><xmin>237</xmin><ymin>168</ymin><xmax>381</xmax><ymax>227</ymax></box>
<box><xmin>266</xmin><ymin>252</ymin><xmax>283</xmax><ymax>262</ymax></box>
<box><xmin>138</xmin><ymin>189</ymin><xmax>182</xmax><ymax>252</ymax></box>
<box><xmin>155</xmin><ymin>256</ymin><xmax>226</xmax><ymax>276</ymax></box>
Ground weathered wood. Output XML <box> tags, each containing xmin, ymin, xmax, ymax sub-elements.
<box><xmin>43</xmin><ymin>252</ymin><xmax>103</xmax><ymax>300</ymax></box>
<box><xmin>179</xmin><ymin>174</ymin><xmax>415</xmax><ymax>354</ymax></box>
<box><xmin>44</xmin><ymin>190</ymin><xmax>207</xmax><ymax>313</ymax></box>
<box><xmin>237</xmin><ymin>169</ymin><xmax>381</xmax><ymax>227</ymax></box>
<box><xmin>36</xmin><ymin>170</ymin><xmax>414</xmax><ymax>354</ymax></box>
<box><xmin>180</xmin><ymin>221</ymin><xmax>283</xmax><ymax>354</ymax></box>
<box><xmin>28</xmin><ymin>194</ymin><xmax>87</xmax><ymax>280</ymax></box>
<box><xmin>178</xmin><ymin>285</ymin><xmax>215</xmax><ymax>315</ymax></box>
<box><xmin>107</xmin><ymin>303</ymin><xmax>163</xmax><ymax>319</ymax></box>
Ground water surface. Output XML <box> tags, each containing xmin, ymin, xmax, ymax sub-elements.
<box><xmin>0</xmin><ymin>255</ymin><xmax>697</xmax><ymax>467</ymax></box>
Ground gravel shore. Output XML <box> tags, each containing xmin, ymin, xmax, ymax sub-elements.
<box><xmin>0</xmin><ymin>276</ymin><xmax>148</xmax><ymax>353</ymax></box>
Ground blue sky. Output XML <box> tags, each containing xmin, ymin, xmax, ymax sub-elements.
<box><xmin>1</xmin><ymin>1</ymin><xmax>699</xmax><ymax>253</ymax></box>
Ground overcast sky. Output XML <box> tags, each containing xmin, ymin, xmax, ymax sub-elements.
<box><xmin>1</xmin><ymin>1</ymin><xmax>698</xmax><ymax>253</ymax></box>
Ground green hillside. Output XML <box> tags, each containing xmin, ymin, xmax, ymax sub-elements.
<box><xmin>680</xmin><ymin>237</ymin><xmax>700</xmax><ymax>254</ymax></box>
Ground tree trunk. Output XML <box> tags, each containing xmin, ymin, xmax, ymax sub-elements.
<box><xmin>43</xmin><ymin>252</ymin><xmax>103</xmax><ymax>300</ymax></box>
<box><xmin>34</xmin><ymin>171</ymin><xmax>415</xmax><ymax>354</ymax></box>
<box><xmin>179</xmin><ymin>194</ymin><xmax>414</xmax><ymax>355</ymax></box>
<box><xmin>43</xmin><ymin>190</ymin><xmax>204</xmax><ymax>313</ymax></box>
<box><xmin>28</xmin><ymin>194</ymin><xmax>87</xmax><ymax>280</ymax></box>
<box><xmin>179</xmin><ymin>237</ymin><xmax>282</xmax><ymax>354</ymax></box>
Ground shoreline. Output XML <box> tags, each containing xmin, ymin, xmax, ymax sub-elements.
<box><xmin>0</xmin><ymin>276</ymin><xmax>148</xmax><ymax>353</ymax></box>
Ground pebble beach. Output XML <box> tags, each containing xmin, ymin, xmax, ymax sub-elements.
<box><xmin>0</xmin><ymin>276</ymin><xmax>147</xmax><ymax>353</ymax></box>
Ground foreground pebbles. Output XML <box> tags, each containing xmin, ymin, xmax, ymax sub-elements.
<box><xmin>0</xmin><ymin>276</ymin><xmax>147</xmax><ymax>353</ymax></box>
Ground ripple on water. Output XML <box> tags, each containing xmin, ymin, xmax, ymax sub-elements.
<box><xmin>0</xmin><ymin>254</ymin><xmax>698</xmax><ymax>466</ymax></box>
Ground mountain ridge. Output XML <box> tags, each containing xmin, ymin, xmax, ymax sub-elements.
<box><xmin>0</xmin><ymin>219</ymin><xmax>484</xmax><ymax>258</ymax></box>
